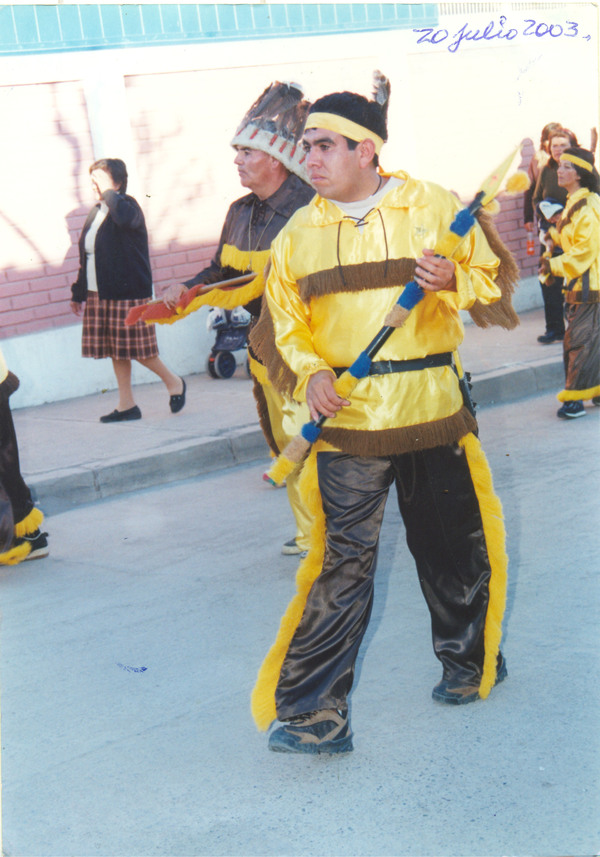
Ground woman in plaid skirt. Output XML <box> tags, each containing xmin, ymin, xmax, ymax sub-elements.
<box><xmin>70</xmin><ymin>158</ymin><xmax>186</xmax><ymax>422</ymax></box>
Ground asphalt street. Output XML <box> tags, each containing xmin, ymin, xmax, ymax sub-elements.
<box><xmin>1</xmin><ymin>390</ymin><xmax>599</xmax><ymax>857</ymax></box>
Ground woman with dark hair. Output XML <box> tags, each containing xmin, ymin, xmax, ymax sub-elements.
<box><xmin>539</xmin><ymin>147</ymin><xmax>600</xmax><ymax>418</ymax></box>
<box><xmin>70</xmin><ymin>159</ymin><xmax>186</xmax><ymax>422</ymax></box>
<box><xmin>532</xmin><ymin>127</ymin><xmax>580</xmax><ymax>344</ymax></box>
<box><xmin>523</xmin><ymin>121</ymin><xmax>562</xmax><ymax>231</ymax></box>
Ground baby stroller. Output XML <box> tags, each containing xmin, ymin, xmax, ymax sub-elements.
<box><xmin>206</xmin><ymin>306</ymin><xmax>252</xmax><ymax>379</ymax></box>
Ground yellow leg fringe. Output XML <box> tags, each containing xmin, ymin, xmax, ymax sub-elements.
<box><xmin>558</xmin><ymin>385</ymin><xmax>600</xmax><ymax>402</ymax></box>
<box><xmin>253</xmin><ymin>434</ymin><xmax>508</xmax><ymax>723</ymax></box>
<box><xmin>0</xmin><ymin>541</ymin><xmax>31</xmax><ymax>566</ymax></box>
<box><xmin>14</xmin><ymin>507</ymin><xmax>43</xmax><ymax>538</ymax></box>
<box><xmin>251</xmin><ymin>448</ymin><xmax>326</xmax><ymax>730</ymax></box>
<box><xmin>459</xmin><ymin>433</ymin><xmax>508</xmax><ymax>699</ymax></box>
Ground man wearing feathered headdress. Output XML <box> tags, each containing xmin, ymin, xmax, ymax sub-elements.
<box><xmin>252</xmin><ymin>72</ymin><xmax>520</xmax><ymax>754</ymax></box>
<box><xmin>163</xmin><ymin>81</ymin><xmax>315</xmax><ymax>558</ymax></box>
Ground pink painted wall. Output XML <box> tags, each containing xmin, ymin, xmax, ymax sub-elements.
<box><xmin>0</xmin><ymin>69</ymin><xmax>537</xmax><ymax>342</ymax></box>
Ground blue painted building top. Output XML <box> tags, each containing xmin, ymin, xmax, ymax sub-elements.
<box><xmin>0</xmin><ymin>4</ymin><xmax>438</xmax><ymax>55</ymax></box>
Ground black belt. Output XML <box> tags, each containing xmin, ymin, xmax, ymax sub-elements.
<box><xmin>567</xmin><ymin>268</ymin><xmax>591</xmax><ymax>302</ymax></box>
<box><xmin>333</xmin><ymin>352</ymin><xmax>453</xmax><ymax>378</ymax></box>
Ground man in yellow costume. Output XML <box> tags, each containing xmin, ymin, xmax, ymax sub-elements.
<box><xmin>0</xmin><ymin>346</ymin><xmax>48</xmax><ymax>564</ymax></box>
<box><xmin>163</xmin><ymin>82</ymin><xmax>315</xmax><ymax>557</ymax></box>
<box><xmin>254</xmin><ymin>74</ymin><xmax>516</xmax><ymax>754</ymax></box>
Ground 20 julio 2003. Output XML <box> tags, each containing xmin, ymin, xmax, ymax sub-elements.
<box><xmin>412</xmin><ymin>17</ymin><xmax>590</xmax><ymax>54</ymax></box>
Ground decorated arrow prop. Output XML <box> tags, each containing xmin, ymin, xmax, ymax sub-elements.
<box><xmin>265</xmin><ymin>147</ymin><xmax>529</xmax><ymax>487</ymax></box>
<box><xmin>125</xmin><ymin>273</ymin><xmax>257</xmax><ymax>326</ymax></box>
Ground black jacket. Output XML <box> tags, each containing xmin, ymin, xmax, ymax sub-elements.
<box><xmin>533</xmin><ymin>161</ymin><xmax>568</xmax><ymax>216</ymax></box>
<box><xmin>71</xmin><ymin>189</ymin><xmax>153</xmax><ymax>302</ymax></box>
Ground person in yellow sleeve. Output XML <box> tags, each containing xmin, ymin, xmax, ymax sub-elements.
<box><xmin>0</xmin><ymin>347</ymin><xmax>48</xmax><ymax>564</ymax></box>
<box><xmin>256</xmin><ymin>73</ymin><xmax>518</xmax><ymax>754</ymax></box>
<box><xmin>539</xmin><ymin>147</ymin><xmax>600</xmax><ymax>418</ymax></box>
<box><xmin>162</xmin><ymin>82</ymin><xmax>315</xmax><ymax>558</ymax></box>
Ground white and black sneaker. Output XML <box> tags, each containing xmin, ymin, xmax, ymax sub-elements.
<box><xmin>268</xmin><ymin>708</ymin><xmax>353</xmax><ymax>754</ymax></box>
<box><xmin>20</xmin><ymin>529</ymin><xmax>49</xmax><ymax>560</ymax></box>
<box><xmin>281</xmin><ymin>538</ymin><xmax>304</xmax><ymax>556</ymax></box>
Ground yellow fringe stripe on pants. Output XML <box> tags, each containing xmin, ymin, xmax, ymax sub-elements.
<box><xmin>251</xmin><ymin>432</ymin><xmax>508</xmax><ymax>728</ymax></box>
<box><xmin>255</xmin><ymin>365</ymin><xmax>312</xmax><ymax>552</ymax></box>
<box><xmin>459</xmin><ymin>432</ymin><xmax>508</xmax><ymax>698</ymax></box>
<box><xmin>0</xmin><ymin>507</ymin><xmax>44</xmax><ymax>565</ymax></box>
<box><xmin>251</xmin><ymin>448</ymin><xmax>324</xmax><ymax>730</ymax></box>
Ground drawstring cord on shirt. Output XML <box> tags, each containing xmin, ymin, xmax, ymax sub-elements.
<box><xmin>335</xmin><ymin>207</ymin><xmax>390</xmax><ymax>288</ymax></box>
<box><xmin>376</xmin><ymin>208</ymin><xmax>390</xmax><ymax>279</ymax></box>
<box><xmin>336</xmin><ymin>219</ymin><xmax>348</xmax><ymax>288</ymax></box>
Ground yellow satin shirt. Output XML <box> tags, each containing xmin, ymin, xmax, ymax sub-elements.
<box><xmin>549</xmin><ymin>188</ymin><xmax>600</xmax><ymax>303</ymax></box>
<box><xmin>265</xmin><ymin>170</ymin><xmax>501</xmax><ymax>448</ymax></box>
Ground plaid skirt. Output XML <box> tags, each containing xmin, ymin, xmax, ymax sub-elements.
<box><xmin>82</xmin><ymin>292</ymin><xmax>159</xmax><ymax>360</ymax></box>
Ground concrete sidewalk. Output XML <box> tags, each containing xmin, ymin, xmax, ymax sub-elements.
<box><xmin>13</xmin><ymin>308</ymin><xmax>564</xmax><ymax>515</ymax></box>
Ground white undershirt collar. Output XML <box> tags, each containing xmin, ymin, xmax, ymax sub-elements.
<box><xmin>330</xmin><ymin>176</ymin><xmax>404</xmax><ymax>230</ymax></box>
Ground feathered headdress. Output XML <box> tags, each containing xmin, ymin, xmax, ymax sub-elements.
<box><xmin>230</xmin><ymin>81</ymin><xmax>311</xmax><ymax>180</ymax></box>
<box><xmin>371</xmin><ymin>69</ymin><xmax>391</xmax><ymax>120</ymax></box>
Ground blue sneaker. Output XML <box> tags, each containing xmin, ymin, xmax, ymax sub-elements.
<box><xmin>268</xmin><ymin>708</ymin><xmax>353</xmax><ymax>754</ymax></box>
<box><xmin>432</xmin><ymin>655</ymin><xmax>507</xmax><ymax>705</ymax></box>
<box><xmin>557</xmin><ymin>401</ymin><xmax>586</xmax><ymax>419</ymax></box>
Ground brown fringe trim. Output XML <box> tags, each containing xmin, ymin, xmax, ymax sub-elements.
<box><xmin>467</xmin><ymin>210</ymin><xmax>520</xmax><ymax>330</ymax></box>
<box><xmin>565</xmin><ymin>291</ymin><xmax>600</xmax><ymax>304</ymax></box>
<box><xmin>251</xmin><ymin>375</ymin><xmax>280</xmax><ymax>456</ymax></box>
<box><xmin>298</xmin><ymin>258</ymin><xmax>417</xmax><ymax>302</ymax></box>
<box><xmin>320</xmin><ymin>406</ymin><xmax>478</xmax><ymax>457</ymax></box>
<box><xmin>252</xmin><ymin>211</ymin><xmax>520</xmax><ymax>394</ymax></box>
<box><xmin>557</xmin><ymin>197</ymin><xmax>587</xmax><ymax>233</ymax></box>
<box><xmin>249</xmin><ymin>296</ymin><xmax>298</xmax><ymax>398</ymax></box>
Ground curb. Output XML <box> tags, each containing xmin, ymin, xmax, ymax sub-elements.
<box><xmin>30</xmin><ymin>357</ymin><xmax>563</xmax><ymax>517</ymax></box>
<box><xmin>471</xmin><ymin>357</ymin><xmax>563</xmax><ymax>407</ymax></box>
<box><xmin>32</xmin><ymin>427</ymin><xmax>270</xmax><ymax>516</ymax></box>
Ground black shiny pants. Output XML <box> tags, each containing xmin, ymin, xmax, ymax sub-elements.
<box><xmin>540</xmin><ymin>277</ymin><xmax>565</xmax><ymax>337</ymax></box>
<box><xmin>0</xmin><ymin>377</ymin><xmax>34</xmax><ymax>525</ymax></box>
<box><xmin>275</xmin><ymin>445</ymin><xmax>493</xmax><ymax>719</ymax></box>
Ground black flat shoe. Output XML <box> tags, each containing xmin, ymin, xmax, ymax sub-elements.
<box><xmin>100</xmin><ymin>405</ymin><xmax>142</xmax><ymax>423</ymax></box>
<box><xmin>169</xmin><ymin>378</ymin><xmax>186</xmax><ymax>414</ymax></box>
<box><xmin>537</xmin><ymin>331</ymin><xmax>564</xmax><ymax>344</ymax></box>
